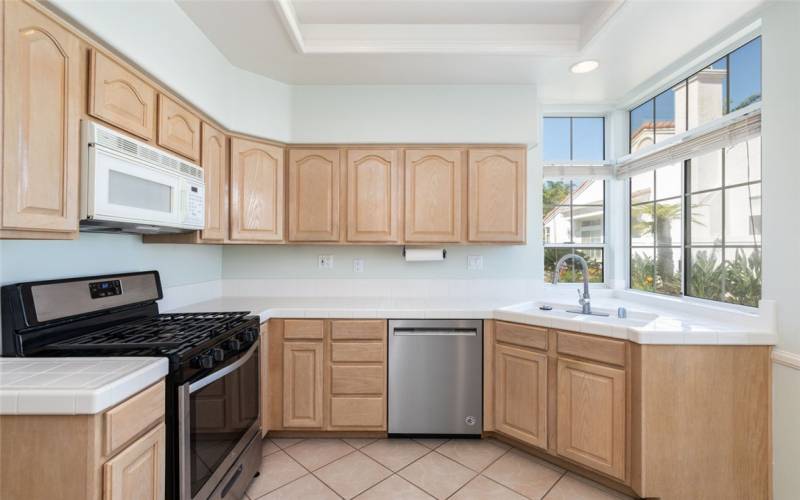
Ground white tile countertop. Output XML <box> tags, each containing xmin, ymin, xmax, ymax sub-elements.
<box><xmin>0</xmin><ymin>357</ymin><xmax>168</xmax><ymax>415</ymax></box>
<box><xmin>170</xmin><ymin>294</ymin><xmax>778</xmax><ymax>346</ymax></box>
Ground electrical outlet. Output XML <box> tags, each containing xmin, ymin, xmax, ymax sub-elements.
<box><xmin>467</xmin><ymin>255</ymin><xmax>484</xmax><ymax>271</ymax></box>
<box><xmin>318</xmin><ymin>255</ymin><xmax>334</xmax><ymax>269</ymax></box>
<box><xmin>353</xmin><ymin>258</ymin><xmax>365</xmax><ymax>273</ymax></box>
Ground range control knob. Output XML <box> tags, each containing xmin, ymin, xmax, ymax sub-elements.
<box><xmin>211</xmin><ymin>348</ymin><xmax>225</xmax><ymax>362</ymax></box>
<box><xmin>241</xmin><ymin>329</ymin><xmax>257</xmax><ymax>343</ymax></box>
<box><xmin>224</xmin><ymin>338</ymin><xmax>242</xmax><ymax>351</ymax></box>
<box><xmin>194</xmin><ymin>354</ymin><xmax>214</xmax><ymax>370</ymax></box>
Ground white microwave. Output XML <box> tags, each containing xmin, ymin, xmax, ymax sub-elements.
<box><xmin>80</xmin><ymin>121</ymin><xmax>204</xmax><ymax>234</ymax></box>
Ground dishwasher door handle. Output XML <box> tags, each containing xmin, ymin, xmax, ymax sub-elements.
<box><xmin>392</xmin><ymin>329</ymin><xmax>477</xmax><ymax>337</ymax></box>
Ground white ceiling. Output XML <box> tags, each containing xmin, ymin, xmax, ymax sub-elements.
<box><xmin>177</xmin><ymin>0</ymin><xmax>764</xmax><ymax>105</ymax></box>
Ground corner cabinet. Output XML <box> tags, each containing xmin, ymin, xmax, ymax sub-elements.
<box><xmin>288</xmin><ymin>149</ymin><xmax>342</xmax><ymax>242</ymax></box>
<box><xmin>229</xmin><ymin>138</ymin><xmax>285</xmax><ymax>242</ymax></box>
<box><xmin>345</xmin><ymin>149</ymin><xmax>402</xmax><ymax>243</ymax></box>
<box><xmin>468</xmin><ymin>148</ymin><xmax>526</xmax><ymax>243</ymax></box>
<box><xmin>404</xmin><ymin>149</ymin><xmax>465</xmax><ymax>243</ymax></box>
<box><xmin>2</xmin><ymin>1</ymin><xmax>81</xmax><ymax>239</ymax></box>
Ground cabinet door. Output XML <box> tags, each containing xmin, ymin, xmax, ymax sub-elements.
<box><xmin>283</xmin><ymin>342</ymin><xmax>324</xmax><ymax>428</ymax></box>
<box><xmin>468</xmin><ymin>148</ymin><xmax>526</xmax><ymax>242</ymax></box>
<box><xmin>288</xmin><ymin>149</ymin><xmax>341</xmax><ymax>242</ymax></box>
<box><xmin>346</xmin><ymin>149</ymin><xmax>401</xmax><ymax>242</ymax></box>
<box><xmin>2</xmin><ymin>1</ymin><xmax>81</xmax><ymax>234</ymax></box>
<box><xmin>103</xmin><ymin>424</ymin><xmax>165</xmax><ymax>500</ymax></box>
<box><xmin>494</xmin><ymin>344</ymin><xmax>547</xmax><ymax>448</ymax></box>
<box><xmin>200</xmin><ymin>123</ymin><xmax>227</xmax><ymax>241</ymax></box>
<box><xmin>229</xmin><ymin>138</ymin><xmax>284</xmax><ymax>242</ymax></box>
<box><xmin>404</xmin><ymin>149</ymin><xmax>464</xmax><ymax>242</ymax></box>
<box><xmin>89</xmin><ymin>49</ymin><xmax>156</xmax><ymax>141</ymax></box>
<box><xmin>557</xmin><ymin>358</ymin><xmax>626</xmax><ymax>480</ymax></box>
<box><xmin>157</xmin><ymin>94</ymin><xmax>201</xmax><ymax>161</ymax></box>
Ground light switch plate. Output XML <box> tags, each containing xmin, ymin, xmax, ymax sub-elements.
<box><xmin>318</xmin><ymin>255</ymin><xmax>334</xmax><ymax>269</ymax></box>
<box><xmin>353</xmin><ymin>258</ymin><xmax>365</xmax><ymax>273</ymax></box>
<box><xmin>467</xmin><ymin>255</ymin><xmax>484</xmax><ymax>271</ymax></box>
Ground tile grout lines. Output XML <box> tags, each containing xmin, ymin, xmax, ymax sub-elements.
<box><xmin>539</xmin><ymin>470</ymin><xmax>569</xmax><ymax>499</ymax></box>
<box><xmin>443</xmin><ymin>444</ymin><xmax>511</xmax><ymax>499</ymax></box>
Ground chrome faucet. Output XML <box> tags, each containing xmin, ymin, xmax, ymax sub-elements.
<box><xmin>552</xmin><ymin>253</ymin><xmax>609</xmax><ymax>316</ymax></box>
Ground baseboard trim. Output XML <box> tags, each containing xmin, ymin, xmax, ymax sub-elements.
<box><xmin>773</xmin><ymin>349</ymin><xmax>800</xmax><ymax>370</ymax></box>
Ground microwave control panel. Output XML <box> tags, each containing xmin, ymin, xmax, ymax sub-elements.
<box><xmin>182</xmin><ymin>182</ymin><xmax>205</xmax><ymax>228</ymax></box>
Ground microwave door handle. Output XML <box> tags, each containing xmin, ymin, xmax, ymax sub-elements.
<box><xmin>188</xmin><ymin>340</ymin><xmax>259</xmax><ymax>393</ymax></box>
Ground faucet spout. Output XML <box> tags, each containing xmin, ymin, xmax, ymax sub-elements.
<box><xmin>552</xmin><ymin>253</ymin><xmax>593</xmax><ymax>315</ymax></box>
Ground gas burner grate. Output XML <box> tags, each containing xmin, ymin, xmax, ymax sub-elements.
<box><xmin>47</xmin><ymin>312</ymin><xmax>251</xmax><ymax>354</ymax></box>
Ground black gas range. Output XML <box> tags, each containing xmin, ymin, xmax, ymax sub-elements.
<box><xmin>1</xmin><ymin>271</ymin><xmax>262</xmax><ymax>500</ymax></box>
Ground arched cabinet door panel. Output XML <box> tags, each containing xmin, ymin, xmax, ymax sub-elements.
<box><xmin>157</xmin><ymin>94</ymin><xmax>201</xmax><ymax>161</ymax></box>
<box><xmin>200</xmin><ymin>123</ymin><xmax>228</xmax><ymax>241</ymax></box>
<box><xmin>2</xmin><ymin>1</ymin><xmax>81</xmax><ymax>235</ymax></box>
<box><xmin>346</xmin><ymin>149</ymin><xmax>401</xmax><ymax>243</ymax></box>
<box><xmin>404</xmin><ymin>149</ymin><xmax>464</xmax><ymax>243</ymax></box>
<box><xmin>468</xmin><ymin>148</ymin><xmax>526</xmax><ymax>243</ymax></box>
<box><xmin>230</xmin><ymin>138</ymin><xmax>284</xmax><ymax>242</ymax></box>
<box><xmin>288</xmin><ymin>149</ymin><xmax>341</xmax><ymax>242</ymax></box>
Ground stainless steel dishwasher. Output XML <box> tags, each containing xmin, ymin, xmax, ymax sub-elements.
<box><xmin>388</xmin><ymin>319</ymin><xmax>483</xmax><ymax>436</ymax></box>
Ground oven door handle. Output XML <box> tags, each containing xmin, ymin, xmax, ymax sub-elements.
<box><xmin>188</xmin><ymin>340</ymin><xmax>259</xmax><ymax>394</ymax></box>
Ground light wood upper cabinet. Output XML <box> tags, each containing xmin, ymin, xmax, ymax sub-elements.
<box><xmin>103</xmin><ymin>424</ymin><xmax>165</xmax><ymax>500</ymax></box>
<box><xmin>346</xmin><ymin>149</ymin><xmax>401</xmax><ymax>243</ymax></box>
<box><xmin>157</xmin><ymin>94</ymin><xmax>201</xmax><ymax>161</ymax></box>
<box><xmin>288</xmin><ymin>149</ymin><xmax>341</xmax><ymax>242</ymax></box>
<box><xmin>229</xmin><ymin>138</ymin><xmax>284</xmax><ymax>242</ymax></box>
<box><xmin>468</xmin><ymin>148</ymin><xmax>526</xmax><ymax>243</ymax></box>
<box><xmin>495</xmin><ymin>344</ymin><xmax>548</xmax><ymax>449</ymax></box>
<box><xmin>557</xmin><ymin>358</ymin><xmax>626</xmax><ymax>481</ymax></box>
<box><xmin>283</xmin><ymin>342</ymin><xmax>324</xmax><ymax>428</ymax></box>
<box><xmin>404</xmin><ymin>149</ymin><xmax>464</xmax><ymax>243</ymax></box>
<box><xmin>2</xmin><ymin>1</ymin><xmax>81</xmax><ymax>236</ymax></box>
<box><xmin>200</xmin><ymin>123</ymin><xmax>227</xmax><ymax>241</ymax></box>
<box><xmin>89</xmin><ymin>49</ymin><xmax>157</xmax><ymax>141</ymax></box>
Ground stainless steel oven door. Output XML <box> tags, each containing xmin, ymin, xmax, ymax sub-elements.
<box><xmin>179</xmin><ymin>340</ymin><xmax>261</xmax><ymax>500</ymax></box>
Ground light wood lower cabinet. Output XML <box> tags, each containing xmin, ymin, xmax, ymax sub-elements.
<box><xmin>268</xmin><ymin>319</ymin><xmax>387</xmax><ymax>432</ymax></box>
<box><xmin>283</xmin><ymin>341</ymin><xmax>324</xmax><ymax>428</ymax></box>
<box><xmin>0</xmin><ymin>381</ymin><xmax>166</xmax><ymax>500</ymax></box>
<box><xmin>229</xmin><ymin>137</ymin><xmax>285</xmax><ymax>242</ymax></box>
<box><xmin>556</xmin><ymin>357</ymin><xmax>626</xmax><ymax>481</ymax></box>
<box><xmin>2</xmin><ymin>0</ymin><xmax>81</xmax><ymax>238</ymax></box>
<box><xmin>494</xmin><ymin>344</ymin><xmax>547</xmax><ymax>448</ymax></box>
<box><xmin>103</xmin><ymin>424</ymin><xmax>166</xmax><ymax>500</ymax></box>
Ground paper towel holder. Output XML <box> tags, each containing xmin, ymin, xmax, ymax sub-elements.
<box><xmin>402</xmin><ymin>246</ymin><xmax>447</xmax><ymax>260</ymax></box>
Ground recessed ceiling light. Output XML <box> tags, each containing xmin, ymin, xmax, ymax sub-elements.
<box><xmin>570</xmin><ymin>60</ymin><xmax>599</xmax><ymax>74</ymax></box>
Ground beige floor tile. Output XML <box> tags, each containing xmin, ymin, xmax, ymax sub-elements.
<box><xmin>450</xmin><ymin>475</ymin><xmax>527</xmax><ymax>500</ymax></box>
<box><xmin>245</xmin><ymin>451</ymin><xmax>307</xmax><ymax>499</ymax></box>
<box><xmin>343</xmin><ymin>438</ymin><xmax>377</xmax><ymax>449</ymax></box>
<box><xmin>413</xmin><ymin>438</ymin><xmax>448</xmax><ymax>450</ymax></box>
<box><xmin>483</xmin><ymin>449</ymin><xmax>564</xmax><ymax>499</ymax></box>
<box><xmin>436</xmin><ymin>439</ymin><xmax>509</xmax><ymax>472</ymax></box>
<box><xmin>544</xmin><ymin>473</ymin><xmax>633</xmax><ymax>500</ymax></box>
<box><xmin>284</xmin><ymin>438</ymin><xmax>355</xmax><ymax>471</ymax></box>
<box><xmin>314</xmin><ymin>451</ymin><xmax>392</xmax><ymax>499</ymax></box>
<box><xmin>355</xmin><ymin>475</ymin><xmax>435</xmax><ymax>500</ymax></box>
<box><xmin>361</xmin><ymin>438</ymin><xmax>430</xmax><ymax>471</ymax></box>
<box><xmin>398</xmin><ymin>452</ymin><xmax>476</xmax><ymax>499</ymax></box>
<box><xmin>262</xmin><ymin>439</ymin><xmax>281</xmax><ymax>456</ymax></box>
<box><xmin>269</xmin><ymin>438</ymin><xmax>304</xmax><ymax>449</ymax></box>
<box><xmin>258</xmin><ymin>473</ymin><xmax>340</xmax><ymax>500</ymax></box>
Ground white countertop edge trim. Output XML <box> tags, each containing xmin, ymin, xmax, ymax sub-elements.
<box><xmin>773</xmin><ymin>349</ymin><xmax>800</xmax><ymax>370</ymax></box>
<box><xmin>1</xmin><ymin>358</ymin><xmax>169</xmax><ymax>416</ymax></box>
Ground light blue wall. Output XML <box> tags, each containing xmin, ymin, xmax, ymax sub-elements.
<box><xmin>0</xmin><ymin>233</ymin><xmax>222</xmax><ymax>287</ymax></box>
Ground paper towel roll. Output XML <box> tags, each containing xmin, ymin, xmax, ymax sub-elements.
<box><xmin>403</xmin><ymin>247</ymin><xmax>446</xmax><ymax>262</ymax></box>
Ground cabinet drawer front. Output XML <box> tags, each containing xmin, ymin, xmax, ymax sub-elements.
<box><xmin>331</xmin><ymin>320</ymin><xmax>385</xmax><ymax>340</ymax></box>
<box><xmin>557</xmin><ymin>331</ymin><xmax>626</xmax><ymax>367</ymax></box>
<box><xmin>330</xmin><ymin>397</ymin><xmax>384</xmax><ymax>428</ymax></box>
<box><xmin>332</xmin><ymin>342</ymin><xmax>385</xmax><ymax>363</ymax></box>
<box><xmin>284</xmin><ymin>319</ymin><xmax>324</xmax><ymax>340</ymax></box>
<box><xmin>104</xmin><ymin>381</ymin><xmax>165</xmax><ymax>457</ymax></box>
<box><xmin>331</xmin><ymin>366</ymin><xmax>384</xmax><ymax>395</ymax></box>
<box><xmin>89</xmin><ymin>49</ymin><xmax>156</xmax><ymax>141</ymax></box>
<box><xmin>495</xmin><ymin>321</ymin><xmax>548</xmax><ymax>351</ymax></box>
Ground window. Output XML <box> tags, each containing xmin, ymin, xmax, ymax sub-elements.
<box><xmin>629</xmin><ymin>137</ymin><xmax>761</xmax><ymax>305</ymax></box>
<box><xmin>630</xmin><ymin>37</ymin><xmax>761</xmax><ymax>153</ymax></box>
<box><xmin>542</xmin><ymin>116</ymin><xmax>606</xmax><ymax>284</ymax></box>
<box><xmin>543</xmin><ymin>117</ymin><xmax>604</xmax><ymax>162</ymax></box>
